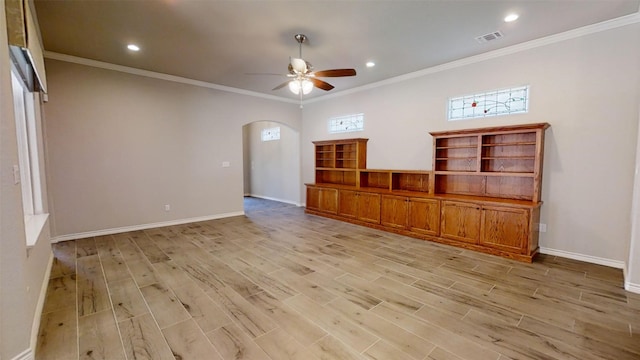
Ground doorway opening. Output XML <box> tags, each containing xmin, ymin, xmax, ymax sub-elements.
<box><xmin>242</xmin><ymin>121</ymin><xmax>301</xmax><ymax>210</ymax></box>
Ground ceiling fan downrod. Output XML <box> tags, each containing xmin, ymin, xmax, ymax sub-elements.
<box><xmin>294</xmin><ymin>34</ymin><xmax>307</xmax><ymax>59</ymax></box>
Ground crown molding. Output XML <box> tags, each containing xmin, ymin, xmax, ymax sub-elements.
<box><xmin>44</xmin><ymin>51</ymin><xmax>298</xmax><ymax>104</ymax></box>
<box><xmin>304</xmin><ymin>12</ymin><xmax>640</xmax><ymax>105</ymax></box>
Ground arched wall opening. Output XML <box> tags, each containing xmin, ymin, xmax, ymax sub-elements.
<box><xmin>242</xmin><ymin>120</ymin><xmax>301</xmax><ymax>206</ymax></box>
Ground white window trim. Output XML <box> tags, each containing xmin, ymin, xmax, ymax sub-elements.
<box><xmin>11</xmin><ymin>68</ymin><xmax>48</xmax><ymax>248</ymax></box>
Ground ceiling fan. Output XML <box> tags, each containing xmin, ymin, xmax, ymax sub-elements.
<box><xmin>272</xmin><ymin>34</ymin><xmax>357</xmax><ymax>95</ymax></box>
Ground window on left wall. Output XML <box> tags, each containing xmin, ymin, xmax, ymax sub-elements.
<box><xmin>11</xmin><ymin>65</ymin><xmax>46</xmax><ymax>247</ymax></box>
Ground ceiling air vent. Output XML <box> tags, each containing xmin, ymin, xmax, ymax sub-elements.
<box><xmin>475</xmin><ymin>31</ymin><xmax>504</xmax><ymax>44</ymax></box>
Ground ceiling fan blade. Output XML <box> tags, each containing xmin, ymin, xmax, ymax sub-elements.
<box><xmin>309</xmin><ymin>78</ymin><xmax>334</xmax><ymax>91</ymax></box>
<box><xmin>291</xmin><ymin>58</ymin><xmax>307</xmax><ymax>73</ymax></box>
<box><xmin>272</xmin><ymin>81</ymin><xmax>290</xmax><ymax>91</ymax></box>
<box><xmin>313</xmin><ymin>69</ymin><xmax>357</xmax><ymax>77</ymax></box>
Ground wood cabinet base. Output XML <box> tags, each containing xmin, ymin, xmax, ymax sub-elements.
<box><xmin>305</xmin><ymin>205</ymin><xmax>539</xmax><ymax>263</ymax></box>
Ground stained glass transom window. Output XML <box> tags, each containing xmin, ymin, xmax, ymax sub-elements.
<box><xmin>329</xmin><ymin>113</ymin><xmax>364</xmax><ymax>133</ymax></box>
<box><xmin>261</xmin><ymin>127</ymin><xmax>280</xmax><ymax>141</ymax></box>
<box><xmin>448</xmin><ymin>86</ymin><xmax>529</xmax><ymax>121</ymax></box>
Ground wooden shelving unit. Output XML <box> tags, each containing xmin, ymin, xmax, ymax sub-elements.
<box><xmin>431</xmin><ymin>123</ymin><xmax>547</xmax><ymax>202</ymax></box>
<box><xmin>305</xmin><ymin>123</ymin><xmax>549</xmax><ymax>262</ymax></box>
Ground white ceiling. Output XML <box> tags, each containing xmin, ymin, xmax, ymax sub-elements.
<box><xmin>34</xmin><ymin>0</ymin><xmax>640</xmax><ymax>100</ymax></box>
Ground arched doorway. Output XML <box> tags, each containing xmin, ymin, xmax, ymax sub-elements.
<box><xmin>242</xmin><ymin>121</ymin><xmax>301</xmax><ymax>208</ymax></box>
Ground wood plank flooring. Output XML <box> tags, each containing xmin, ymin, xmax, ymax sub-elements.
<box><xmin>36</xmin><ymin>197</ymin><xmax>640</xmax><ymax>359</ymax></box>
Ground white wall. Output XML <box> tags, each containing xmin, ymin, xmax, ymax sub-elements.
<box><xmin>302</xmin><ymin>23</ymin><xmax>640</xmax><ymax>266</ymax></box>
<box><xmin>628</xmin><ymin>92</ymin><xmax>640</xmax><ymax>292</ymax></box>
<box><xmin>243</xmin><ymin>121</ymin><xmax>301</xmax><ymax>205</ymax></box>
<box><xmin>0</xmin><ymin>5</ymin><xmax>53</xmax><ymax>359</ymax></box>
<box><xmin>43</xmin><ymin>59</ymin><xmax>301</xmax><ymax>239</ymax></box>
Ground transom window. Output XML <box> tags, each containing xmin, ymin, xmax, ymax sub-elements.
<box><xmin>448</xmin><ymin>85</ymin><xmax>529</xmax><ymax>121</ymax></box>
<box><xmin>328</xmin><ymin>113</ymin><xmax>364</xmax><ymax>134</ymax></box>
<box><xmin>261</xmin><ymin>126</ymin><xmax>280</xmax><ymax>141</ymax></box>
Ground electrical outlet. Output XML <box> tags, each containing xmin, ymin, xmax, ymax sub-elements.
<box><xmin>164</xmin><ymin>204</ymin><xmax>170</xmax><ymax>211</ymax></box>
<box><xmin>222</xmin><ymin>161</ymin><xmax>230</xmax><ymax>168</ymax></box>
<box><xmin>539</xmin><ymin>223</ymin><xmax>547</xmax><ymax>232</ymax></box>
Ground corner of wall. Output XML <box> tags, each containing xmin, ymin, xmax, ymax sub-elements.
<box><xmin>625</xmin><ymin>280</ymin><xmax>640</xmax><ymax>294</ymax></box>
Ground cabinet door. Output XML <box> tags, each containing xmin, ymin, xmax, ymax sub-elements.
<box><xmin>408</xmin><ymin>198</ymin><xmax>440</xmax><ymax>236</ymax></box>
<box><xmin>319</xmin><ymin>188</ymin><xmax>338</xmax><ymax>214</ymax></box>
<box><xmin>357</xmin><ymin>192</ymin><xmax>381</xmax><ymax>224</ymax></box>
<box><xmin>338</xmin><ymin>190</ymin><xmax>358</xmax><ymax>218</ymax></box>
<box><xmin>306</xmin><ymin>187</ymin><xmax>321</xmax><ymax>211</ymax></box>
<box><xmin>481</xmin><ymin>206</ymin><xmax>529</xmax><ymax>253</ymax></box>
<box><xmin>380</xmin><ymin>195</ymin><xmax>407</xmax><ymax>228</ymax></box>
<box><xmin>440</xmin><ymin>201</ymin><xmax>481</xmax><ymax>244</ymax></box>
<box><xmin>306</xmin><ymin>186</ymin><xmax>338</xmax><ymax>214</ymax></box>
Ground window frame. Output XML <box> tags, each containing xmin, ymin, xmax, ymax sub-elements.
<box><xmin>10</xmin><ymin>64</ymin><xmax>47</xmax><ymax>247</ymax></box>
<box><xmin>447</xmin><ymin>85</ymin><xmax>529</xmax><ymax>121</ymax></box>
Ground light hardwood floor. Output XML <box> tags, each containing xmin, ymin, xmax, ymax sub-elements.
<box><xmin>36</xmin><ymin>197</ymin><xmax>640</xmax><ymax>359</ymax></box>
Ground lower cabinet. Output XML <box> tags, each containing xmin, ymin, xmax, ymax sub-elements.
<box><xmin>408</xmin><ymin>198</ymin><xmax>440</xmax><ymax>236</ymax></box>
<box><xmin>307</xmin><ymin>185</ymin><xmax>538</xmax><ymax>261</ymax></box>
<box><xmin>440</xmin><ymin>201</ymin><xmax>481</xmax><ymax>244</ymax></box>
<box><xmin>380</xmin><ymin>195</ymin><xmax>440</xmax><ymax>236</ymax></box>
<box><xmin>441</xmin><ymin>200</ymin><xmax>532</xmax><ymax>254</ymax></box>
<box><xmin>306</xmin><ymin>186</ymin><xmax>338</xmax><ymax>214</ymax></box>
<box><xmin>480</xmin><ymin>205</ymin><xmax>529</xmax><ymax>254</ymax></box>
<box><xmin>339</xmin><ymin>190</ymin><xmax>381</xmax><ymax>224</ymax></box>
<box><xmin>380</xmin><ymin>195</ymin><xmax>409</xmax><ymax>228</ymax></box>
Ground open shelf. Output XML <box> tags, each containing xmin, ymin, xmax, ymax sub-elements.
<box><xmin>434</xmin><ymin>174</ymin><xmax>534</xmax><ymax>201</ymax></box>
<box><xmin>316</xmin><ymin>169</ymin><xmax>357</xmax><ymax>186</ymax></box>
<box><xmin>431</xmin><ymin>123</ymin><xmax>548</xmax><ymax>202</ymax></box>
<box><xmin>391</xmin><ymin>171</ymin><xmax>431</xmax><ymax>193</ymax></box>
<box><xmin>313</xmin><ymin>138</ymin><xmax>368</xmax><ymax>183</ymax></box>
<box><xmin>359</xmin><ymin>170</ymin><xmax>391</xmax><ymax>190</ymax></box>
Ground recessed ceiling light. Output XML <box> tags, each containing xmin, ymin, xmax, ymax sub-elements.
<box><xmin>504</xmin><ymin>13</ymin><xmax>519</xmax><ymax>22</ymax></box>
<box><xmin>127</xmin><ymin>44</ymin><xmax>140</xmax><ymax>52</ymax></box>
<box><xmin>366</xmin><ymin>61</ymin><xmax>375</xmax><ymax>68</ymax></box>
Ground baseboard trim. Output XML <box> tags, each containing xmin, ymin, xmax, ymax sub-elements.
<box><xmin>51</xmin><ymin>211</ymin><xmax>245</xmax><ymax>242</ymax></box>
<box><xmin>29</xmin><ymin>251</ymin><xmax>53</xmax><ymax>355</ymax></box>
<box><xmin>248</xmin><ymin>194</ymin><xmax>302</xmax><ymax>207</ymax></box>
<box><xmin>625</xmin><ymin>281</ymin><xmax>640</xmax><ymax>294</ymax></box>
<box><xmin>539</xmin><ymin>247</ymin><xmax>626</xmax><ymax>269</ymax></box>
<box><xmin>11</xmin><ymin>348</ymin><xmax>33</xmax><ymax>360</ymax></box>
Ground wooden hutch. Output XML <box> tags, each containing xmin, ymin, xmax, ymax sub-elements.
<box><xmin>305</xmin><ymin>123</ymin><xmax>549</xmax><ymax>262</ymax></box>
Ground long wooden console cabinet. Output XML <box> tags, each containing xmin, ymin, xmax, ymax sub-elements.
<box><xmin>305</xmin><ymin>123</ymin><xmax>549</xmax><ymax>262</ymax></box>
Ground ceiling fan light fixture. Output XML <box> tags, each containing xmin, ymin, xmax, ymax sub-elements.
<box><xmin>289</xmin><ymin>79</ymin><xmax>313</xmax><ymax>95</ymax></box>
<box><xmin>301</xmin><ymin>79</ymin><xmax>313</xmax><ymax>94</ymax></box>
<box><xmin>288</xmin><ymin>80</ymin><xmax>301</xmax><ymax>94</ymax></box>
